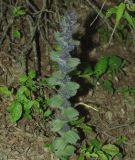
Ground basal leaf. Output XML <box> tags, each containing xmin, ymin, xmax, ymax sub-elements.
<box><xmin>67</xmin><ymin>58</ymin><xmax>80</xmax><ymax>68</ymax></box>
<box><xmin>62</xmin><ymin>107</ymin><xmax>79</xmax><ymax>121</ymax></box>
<box><xmin>65</xmin><ymin>81</ymin><xmax>80</xmax><ymax>96</ymax></box>
<box><xmin>50</xmin><ymin>51</ymin><xmax>61</xmax><ymax>62</ymax></box>
<box><xmin>63</xmin><ymin>130</ymin><xmax>80</xmax><ymax>145</ymax></box>
<box><xmin>51</xmin><ymin>119</ymin><xmax>65</xmax><ymax>132</ymax></box>
<box><xmin>47</xmin><ymin>95</ymin><xmax>64</xmax><ymax>108</ymax></box>
<box><xmin>47</xmin><ymin>71</ymin><xmax>65</xmax><ymax>86</ymax></box>
<box><xmin>62</xmin><ymin>145</ymin><xmax>76</xmax><ymax>157</ymax></box>
<box><xmin>51</xmin><ymin>138</ymin><xmax>67</xmax><ymax>152</ymax></box>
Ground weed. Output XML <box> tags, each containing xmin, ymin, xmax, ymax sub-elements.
<box><xmin>101</xmin><ymin>80</ymin><xmax>114</xmax><ymax>94</ymax></box>
<box><xmin>79</xmin><ymin>138</ymin><xmax>122</xmax><ymax>160</ymax></box>
<box><xmin>73</xmin><ymin>54</ymin><xmax>128</xmax><ymax>93</ymax></box>
<box><xmin>117</xmin><ymin>86</ymin><xmax>135</xmax><ymax>96</ymax></box>
<box><xmin>116</xmin><ymin>136</ymin><xmax>128</xmax><ymax>145</ymax></box>
<box><xmin>106</xmin><ymin>1</ymin><xmax>135</xmax><ymax>43</ymax></box>
<box><xmin>7</xmin><ymin>70</ymin><xmax>51</xmax><ymax>122</ymax></box>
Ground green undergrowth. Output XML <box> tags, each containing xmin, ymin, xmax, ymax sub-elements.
<box><xmin>73</xmin><ymin>54</ymin><xmax>130</xmax><ymax>95</ymax></box>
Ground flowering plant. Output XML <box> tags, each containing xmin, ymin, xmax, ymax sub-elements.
<box><xmin>47</xmin><ymin>11</ymin><xmax>81</xmax><ymax>160</ymax></box>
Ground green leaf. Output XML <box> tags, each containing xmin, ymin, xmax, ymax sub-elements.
<box><xmin>116</xmin><ymin>136</ymin><xmax>128</xmax><ymax>145</ymax></box>
<box><xmin>78</xmin><ymin>123</ymin><xmax>93</xmax><ymax>133</ymax></box>
<box><xmin>51</xmin><ymin>119</ymin><xmax>65</xmax><ymax>132</ymax></box>
<box><xmin>78</xmin><ymin>144</ymin><xmax>86</xmax><ymax>160</ymax></box>
<box><xmin>83</xmin><ymin>66</ymin><xmax>94</xmax><ymax>76</ymax></box>
<box><xmin>79</xmin><ymin>66</ymin><xmax>94</xmax><ymax>78</ymax></box>
<box><xmin>13</xmin><ymin>30</ymin><xmax>21</xmax><ymax>39</ymax></box>
<box><xmin>124</xmin><ymin>11</ymin><xmax>135</xmax><ymax>29</ymax></box>
<box><xmin>101</xmin><ymin>80</ymin><xmax>114</xmax><ymax>94</ymax></box>
<box><xmin>70</xmin><ymin>117</ymin><xmax>85</xmax><ymax>126</ymax></box>
<box><xmin>94</xmin><ymin>56</ymin><xmax>109</xmax><ymax>77</ymax></box>
<box><xmin>44</xmin><ymin>109</ymin><xmax>52</xmax><ymax>118</ymax></box>
<box><xmin>12</xmin><ymin>6</ymin><xmax>26</xmax><ymax>17</ymax></box>
<box><xmin>47</xmin><ymin>71</ymin><xmax>65</xmax><ymax>86</ymax></box>
<box><xmin>108</xmin><ymin>55</ymin><xmax>122</xmax><ymax>71</ymax></box>
<box><xmin>62</xmin><ymin>107</ymin><xmax>79</xmax><ymax>121</ymax></box>
<box><xmin>62</xmin><ymin>145</ymin><xmax>75</xmax><ymax>157</ymax></box>
<box><xmin>50</xmin><ymin>51</ymin><xmax>61</xmax><ymax>62</ymax></box>
<box><xmin>63</xmin><ymin>130</ymin><xmax>80</xmax><ymax>145</ymax></box>
<box><xmin>78</xmin><ymin>155</ymin><xmax>85</xmax><ymax>160</ymax></box>
<box><xmin>47</xmin><ymin>95</ymin><xmax>64</xmax><ymax>108</ymax></box>
<box><xmin>115</xmin><ymin>3</ymin><xmax>126</xmax><ymax>26</ymax></box>
<box><xmin>106</xmin><ymin>7</ymin><xmax>117</xmax><ymax>17</ymax></box>
<box><xmin>51</xmin><ymin>138</ymin><xmax>67</xmax><ymax>152</ymax></box>
<box><xmin>24</xmin><ymin>100</ymin><xmax>34</xmax><ymax>111</ymax></box>
<box><xmin>19</xmin><ymin>74</ymin><xmax>28</xmax><ymax>83</ymax></box>
<box><xmin>0</xmin><ymin>86</ymin><xmax>12</xmax><ymax>96</ymax></box>
<box><xmin>64</xmin><ymin>81</ymin><xmax>80</xmax><ymax>97</ymax></box>
<box><xmin>28</xmin><ymin>70</ymin><xmax>36</xmax><ymax>79</ymax></box>
<box><xmin>102</xmin><ymin>144</ymin><xmax>119</xmax><ymax>157</ymax></box>
<box><xmin>126</xmin><ymin>3</ymin><xmax>135</xmax><ymax>12</ymax></box>
<box><xmin>16</xmin><ymin>86</ymin><xmax>30</xmax><ymax>101</ymax></box>
<box><xmin>87</xmin><ymin>152</ymin><xmax>99</xmax><ymax>158</ymax></box>
<box><xmin>9</xmin><ymin>101</ymin><xmax>22</xmax><ymax>122</ymax></box>
<box><xmin>67</xmin><ymin>81</ymin><xmax>80</xmax><ymax>90</ymax></box>
<box><xmin>97</xmin><ymin>150</ymin><xmax>108</xmax><ymax>160</ymax></box>
<box><xmin>67</xmin><ymin>58</ymin><xmax>80</xmax><ymax>68</ymax></box>
<box><xmin>90</xmin><ymin>139</ymin><xmax>102</xmax><ymax>151</ymax></box>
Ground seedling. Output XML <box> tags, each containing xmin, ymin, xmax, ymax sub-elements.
<box><xmin>12</xmin><ymin>6</ymin><xmax>26</xmax><ymax>17</ymax></box>
<box><xmin>13</xmin><ymin>30</ymin><xmax>21</xmax><ymax>39</ymax></box>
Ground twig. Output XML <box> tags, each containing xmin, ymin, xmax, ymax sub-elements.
<box><xmin>26</xmin><ymin>15</ymin><xmax>40</xmax><ymax>74</ymax></box>
<box><xmin>108</xmin><ymin>23</ymin><xmax>117</xmax><ymax>45</ymax></box>
<box><xmin>105</xmin><ymin>120</ymin><xmax>135</xmax><ymax>132</ymax></box>
<box><xmin>75</xmin><ymin>102</ymin><xmax>99</xmax><ymax>112</ymax></box>
<box><xmin>90</xmin><ymin>0</ymin><xmax>107</xmax><ymax>27</ymax></box>
<box><xmin>0</xmin><ymin>19</ymin><xmax>14</xmax><ymax>46</ymax></box>
<box><xmin>86</xmin><ymin>0</ymin><xmax>113</xmax><ymax>30</ymax></box>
